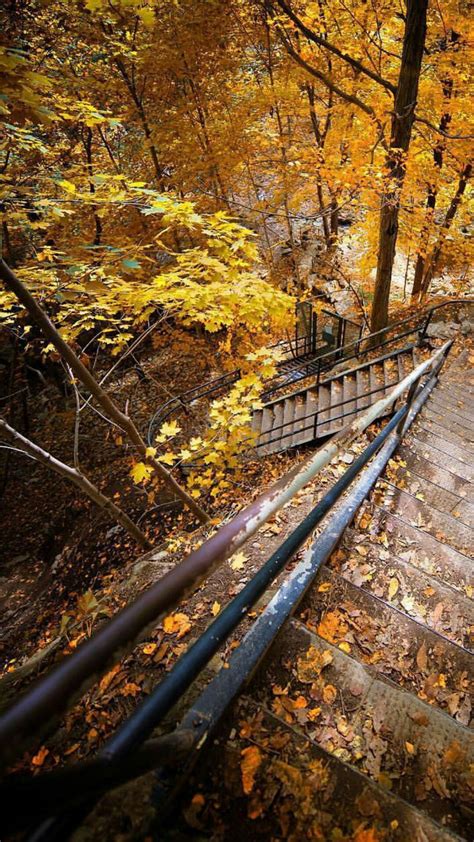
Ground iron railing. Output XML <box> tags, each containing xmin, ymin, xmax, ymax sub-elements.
<box><xmin>147</xmin><ymin>305</ymin><xmax>361</xmax><ymax>445</ymax></box>
<box><xmin>256</xmin><ymin>343</ymin><xmax>416</xmax><ymax>452</ymax></box>
<box><xmin>147</xmin><ymin>299</ymin><xmax>472</xmax><ymax>446</ymax></box>
<box><xmin>0</xmin><ymin>341</ymin><xmax>453</xmax><ymax>840</ymax></box>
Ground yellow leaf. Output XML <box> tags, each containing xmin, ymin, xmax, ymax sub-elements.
<box><xmin>339</xmin><ymin>641</ymin><xmax>351</xmax><ymax>653</ymax></box>
<box><xmin>230</xmin><ymin>551</ymin><xmax>247</xmax><ymax>571</ymax></box>
<box><xmin>58</xmin><ymin>178</ymin><xmax>76</xmax><ymax>193</ymax></box>
<box><xmin>130</xmin><ymin>461</ymin><xmax>154</xmax><ymax>483</ymax></box>
<box><xmin>163</xmin><ymin>612</ymin><xmax>191</xmax><ymax>638</ymax></box>
<box><xmin>145</xmin><ymin>446</ymin><xmax>157</xmax><ymax>458</ymax></box>
<box><xmin>156</xmin><ymin>420</ymin><xmax>181</xmax><ymax>442</ymax></box>
<box><xmin>138</xmin><ymin>6</ymin><xmax>155</xmax><ymax>27</ymax></box>
<box><xmin>157</xmin><ymin>451</ymin><xmax>176</xmax><ymax>466</ymax></box>
<box><xmin>388</xmin><ymin>577</ymin><xmax>399</xmax><ymax>600</ymax></box>
<box><xmin>405</xmin><ymin>741</ymin><xmax>415</xmax><ymax>754</ymax></box>
<box><xmin>211</xmin><ymin>601</ymin><xmax>221</xmax><ymax>616</ymax></box>
<box><xmin>143</xmin><ymin>643</ymin><xmax>157</xmax><ymax>655</ymax></box>
<box><xmin>318</xmin><ymin>582</ymin><xmax>332</xmax><ymax>593</ymax></box>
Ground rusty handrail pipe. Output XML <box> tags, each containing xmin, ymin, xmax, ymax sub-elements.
<box><xmin>0</xmin><ymin>341</ymin><xmax>452</xmax><ymax>768</ymax></box>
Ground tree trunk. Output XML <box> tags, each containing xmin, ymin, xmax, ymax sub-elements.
<box><xmin>370</xmin><ymin>0</ymin><xmax>428</xmax><ymax>332</ymax></box>
<box><xmin>411</xmin><ymin>78</ymin><xmax>453</xmax><ymax>299</ymax></box>
<box><xmin>419</xmin><ymin>161</ymin><xmax>472</xmax><ymax>297</ymax></box>
<box><xmin>0</xmin><ymin>260</ymin><xmax>210</xmax><ymax>524</ymax></box>
<box><xmin>0</xmin><ymin>417</ymin><xmax>151</xmax><ymax>548</ymax></box>
<box><xmin>304</xmin><ymin>83</ymin><xmax>331</xmax><ymax>246</ymax></box>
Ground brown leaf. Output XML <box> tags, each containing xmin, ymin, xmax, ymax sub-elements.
<box><xmin>416</xmin><ymin>640</ymin><xmax>428</xmax><ymax>671</ymax></box>
<box><xmin>241</xmin><ymin>745</ymin><xmax>262</xmax><ymax>795</ymax></box>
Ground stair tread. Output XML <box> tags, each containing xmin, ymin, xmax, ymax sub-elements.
<box><xmin>332</xmin><ymin>535</ymin><xmax>474</xmax><ymax>650</ymax></box>
<box><xmin>407</xmin><ymin>432</ymin><xmax>474</xmax><ymax>481</ymax></box>
<box><xmin>301</xmin><ymin>566</ymin><xmax>473</xmax><ymax>714</ymax></box>
<box><xmin>190</xmin><ymin>701</ymin><xmax>460</xmax><ymax>842</ymax></box>
<box><xmin>396</xmin><ymin>444</ymin><xmax>474</xmax><ymax>503</ymax></box>
<box><xmin>255</xmin><ymin>621</ymin><xmax>473</xmax><ymax>836</ymax></box>
<box><xmin>370</xmin><ymin>505</ymin><xmax>473</xmax><ymax>594</ymax></box>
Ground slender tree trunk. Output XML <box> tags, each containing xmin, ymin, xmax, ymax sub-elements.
<box><xmin>0</xmin><ymin>259</ymin><xmax>210</xmax><ymax>523</ymax></box>
<box><xmin>83</xmin><ymin>127</ymin><xmax>102</xmax><ymax>246</ymax></box>
<box><xmin>411</xmin><ymin>79</ymin><xmax>453</xmax><ymax>299</ymax></box>
<box><xmin>0</xmin><ymin>416</ymin><xmax>151</xmax><ymax>548</ymax></box>
<box><xmin>370</xmin><ymin>0</ymin><xmax>428</xmax><ymax>332</ymax></box>
<box><xmin>420</xmin><ymin>161</ymin><xmax>472</xmax><ymax>297</ymax></box>
<box><xmin>304</xmin><ymin>83</ymin><xmax>331</xmax><ymax>246</ymax></box>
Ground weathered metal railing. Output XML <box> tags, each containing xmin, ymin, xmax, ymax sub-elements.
<box><xmin>0</xmin><ymin>340</ymin><xmax>453</xmax><ymax>840</ymax></box>
<box><xmin>261</xmin><ymin>297</ymin><xmax>473</xmax><ymax>399</ymax></box>
<box><xmin>147</xmin><ymin>307</ymin><xmax>361</xmax><ymax>445</ymax></box>
<box><xmin>256</xmin><ymin>343</ymin><xmax>415</xmax><ymax>452</ymax></box>
<box><xmin>147</xmin><ymin>299</ymin><xmax>471</xmax><ymax>445</ymax></box>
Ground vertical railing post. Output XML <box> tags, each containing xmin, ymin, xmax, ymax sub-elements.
<box><xmin>312</xmin><ymin>312</ymin><xmax>317</xmax><ymax>355</ymax></box>
<box><xmin>419</xmin><ymin>308</ymin><xmax>433</xmax><ymax>343</ymax></box>
<box><xmin>336</xmin><ymin>316</ymin><xmax>344</xmax><ymax>359</ymax></box>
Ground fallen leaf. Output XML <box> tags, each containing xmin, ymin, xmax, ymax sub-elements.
<box><xmin>230</xmin><ymin>551</ymin><xmax>247</xmax><ymax>571</ymax></box>
<box><xmin>241</xmin><ymin>745</ymin><xmax>262</xmax><ymax>794</ymax></box>
<box><xmin>31</xmin><ymin>746</ymin><xmax>49</xmax><ymax>767</ymax></box>
<box><xmin>388</xmin><ymin>577</ymin><xmax>399</xmax><ymax>600</ymax></box>
<box><xmin>322</xmin><ymin>684</ymin><xmax>337</xmax><ymax>704</ymax></box>
<box><xmin>416</xmin><ymin>641</ymin><xmax>428</xmax><ymax>671</ymax></box>
<box><xmin>163</xmin><ymin>612</ymin><xmax>192</xmax><ymax>638</ymax></box>
<box><xmin>211</xmin><ymin>601</ymin><xmax>221</xmax><ymax>616</ymax></box>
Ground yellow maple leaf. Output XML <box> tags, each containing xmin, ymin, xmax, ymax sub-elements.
<box><xmin>157</xmin><ymin>451</ymin><xmax>176</xmax><ymax>466</ymax></box>
<box><xmin>163</xmin><ymin>612</ymin><xmax>191</xmax><ymax>639</ymax></box>
<box><xmin>156</xmin><ymin>419</ymin><xmax>181</xmax><ymax>442</ymax></box>
<box><xmin>130</xmin><ymin>461</ymin><xmax>153</xmax><ymax>483</ymax></box>
<box><xmin>388</xmin><ymin>577</ymin><xmax>399</xmax><ymax>600</ymax></box>
<box><xmin>230</xmin><ymin>551</ymin><xmax>247</xmax><ymax>571</ymax></box>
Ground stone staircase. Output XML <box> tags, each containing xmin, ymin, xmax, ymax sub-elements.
<box><xmin>253</xmin><ymin>343</ymin><xmax>422</xmax><ymax>455</ymax></box>
<box><xmin>173</xmin><ymin>348</ymin><xmax>474</xmax><ymax>841</ymax></box>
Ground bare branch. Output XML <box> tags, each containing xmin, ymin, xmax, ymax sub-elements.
<box><xmin>0</xmin><ymin>415</ymin><xmax>151</xmax><ymax>548</ymax></box>
<box><xmin>271</xmin><ymin>0</ymin><xmax>396</xmax><ymax>94</ymax></box>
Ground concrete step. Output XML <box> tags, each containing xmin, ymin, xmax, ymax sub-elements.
<box><xmin>298</xmin><ymin>566</ymin><xmax>473</xmax><ymax>723</ymax></box>
<box><xmin>291</xmin><ymin>393</ymin><xmax>312</xmax><ymax>447</ymax></box>
<box><xmin>383</xmin><ymin>469</ymin><xmax>474</xmax><ymax>529</ymax></box>
<box><xmin>329</xmin><ymin>378</ymin><xmax>344</xmax><ymax>430</ymax></box>
<box><xmin>423</xmin><ymin>407</ymin><xmax>474</xmax><ymax>444</ymax></box>
<box><xmin>396</xmin><ymin>445</ymin><xmax>474</xmax><ymax>504</ymax></box>
<box><xmin>427</xmin><ymin>396</ymin><xmax>474</xmax><ymax>426</ymax></box>
<box><xmin>253</xmin><ymin>622</ymin><xmax>473</xmax><ymax>836</ymax></box>
<box><xmin>375</xmin><ymin>484</ymin><xmax>474</xmax><ymax>557</ymax></box>
<box><xmin>316</xmin><ymin>382</ymin><xmax>331</xmax><ymax>436</ymax></box>
<box><xmin>406</xmin><ymin>432</ymin><xmax>474</xmax><ymax>483</ymax></box>
<box><xmin>413</xmin><ymin>416</ymin><xmax>474</xmax><ymax>452</ymax></box>
<box><xmin>343</xmin><ymin>373</ymin><xmax>357</xmax><ymax>424</ymax></box>
<box><xmin>182</xmin><ymin>700</ymin><xmax>462</xmax><ymax>841</ymax></box>
<box><xmin>369</xmin><ymin>505</ymin><xmax>473</xmax><ymax>595</ymax></box>
<box><xmin>370</xmin><ymin>361</ymin><xmax>385</xmax><ymax>403</ymax></box>
<box><xmin>331</xmin><ymin>530</ymin><xmax>474</xmax><ymax>651</ymax></box>
<box><xmin>356</xmin><ymin>367</ymin><xmax>371</xmax><ymax>410</ymax></box>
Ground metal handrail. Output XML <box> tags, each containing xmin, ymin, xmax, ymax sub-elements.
<box><xmin>1</xmin><ymin>340</ymin><xmax>453</xmax><ymax>838</ymax></box>
<box><xmin>147</xmin><ymin>307</ymin><xmax>362</xmax><ymax>444</ymax></box>
<box><xmin>0</xmin><ymin>341</ymin><xmax>452</xmax><ymax>775</ymax></box>
<box><xmin>261</xmin><ymin>297</ymin><xmax>473</xmax><ymax>399</ymax></box>
<box><xmin>147</xmin><ymin>299</ymin><xmax>472</xmax><ymax>444</ymax></box>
